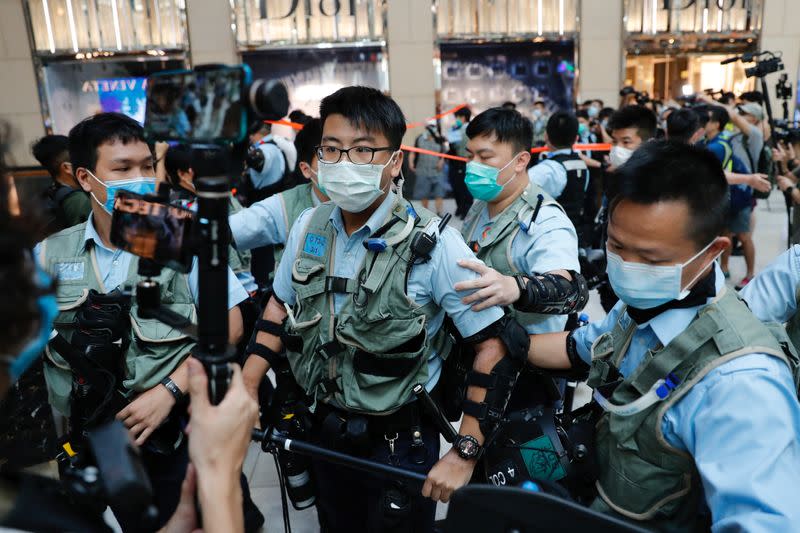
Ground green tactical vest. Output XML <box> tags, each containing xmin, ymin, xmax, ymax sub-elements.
<box><xmin>285</xmin><ymin>199</ymin><xmax>452</xmax><ymax>414</ymax></box>
<box><xmin>273</xmin><ymin>183</ymin><xmax>316</xmax><ymax>271</ymax></box>
<box><xmin>40</xmin><ymin>222</ymin><xmax>197</xmax><ymax>416</ymax></box>
<box><xmin>461</xmin><ymin>182</ymin><xmax>563</xmax><ymax>329</ymax></box>
<box><xmin>587</xmin><ymin>288</ymin><xmax>798</xmax><ymax>531</ymax></box>
<box><xmin>227</xmin><ymin>196</ymin><xmax>252</xmax><ymax>277</ymax></box>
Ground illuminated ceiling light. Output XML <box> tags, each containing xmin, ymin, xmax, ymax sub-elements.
<box><xmin>681</xmin><ymin>83</ymin><xmax>694</xmax><ymax>96</ymax></box>
<box><xmin>558</xmin><ymin>0</ymin><xmax>564</xmax><ymax>36</ymax></box>
<box><xmin>65</xmin><ymin>0</ymin><xmax>79</xmax><ymax>53</ymax></box>
<box><xmin>702</xmin><ymin>7</ymin><xmax>708</xmax><ymax>33</ymax></box>
<box><xmin>537</xmin><ymin>0</ymin><xmax>542</xmax><ymax>36</ymax></box>
<box><xmin>111</xmin><ymin>0</ymin><xmax>123</xmax><ymax>51</ymax></box>
<box><xmin>651</xmin><ymin>0</ymin><xmax>657</xmax><ymax>35</ymax></box>
<box><xmin>41</xmin><ymin>0</ymin><xmax>56</xmax><ymax>54</ymax></box>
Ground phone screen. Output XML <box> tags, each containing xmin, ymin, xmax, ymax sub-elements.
<box><xmin>110</xmin><ymin>190</ymin><xmax>195</xmax><ymax>273</ymax></box>
<box><xmin>144</xmin><ymin>65</ymin><xmax>250</xmax><ymax>144</ymax></box>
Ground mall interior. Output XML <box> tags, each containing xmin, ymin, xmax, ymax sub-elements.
<box><xmin>4</xmin><ymin>1</ymin><xmax>800</xmax><ymax>532</ymax></box>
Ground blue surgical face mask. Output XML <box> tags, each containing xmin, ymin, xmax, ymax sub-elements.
<box><xmin>587</xmin><ymin>105</ymin><xmax>600</xmax><ymax>119</ymax></box>
<box><xmin>88</xmin><ymin>172</ymin><xmax>157</xmax><ymax>213</ymax></box>
<box><xmin>606</xmin><ymin>241</ymin><xmax>719</xmax><ymax>310</ymax></box>
<box><xmin>2</xmin><ymin>262</ymin><xmax>58</xmax><ymax>382</ymax></box>
<box><xmin>464</xmin><ymin>154</ymin><xmax>521</xmax><ymax>202</ymax></box>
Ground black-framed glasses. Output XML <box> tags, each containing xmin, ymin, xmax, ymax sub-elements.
<box><xmin>316</xmin><ymin>145</ymin><xmax>394</xmax><ymax>165</ymax></box>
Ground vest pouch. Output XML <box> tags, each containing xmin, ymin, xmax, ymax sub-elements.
<box><xmin>337</xmin><ymin>316</ymin><xmax>430</xmax><ymax>413</ymax></box>
<box><xmin>126</xmin><ymin>303</ymin><xmax>196</xmax><ymax>392</ymax></box>
<box><xmin>53</xmin><ymin>286</ymin><xmax>90</xmax><ymax>329</ymax></box>
<box><xmin>284</xmin><ymin>306</ymin><xmax>326</xmax><ymax>398</ymax></box>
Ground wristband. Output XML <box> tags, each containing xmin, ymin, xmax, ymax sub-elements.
<box><xmin>161</xmin><ymin>376</ymin><xmax>184</xmax><ymax>402</ymax></box>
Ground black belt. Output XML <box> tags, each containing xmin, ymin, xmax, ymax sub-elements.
<box><xmin>311</xmin><ymin>394</ymin><xmax>437</xmax><ymax>438</ymax></box>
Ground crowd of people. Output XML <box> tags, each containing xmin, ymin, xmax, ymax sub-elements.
<box><xmin>2</xmin><ymin>80</ymin><xmax>800</xmax><ymax>533</ymax></box>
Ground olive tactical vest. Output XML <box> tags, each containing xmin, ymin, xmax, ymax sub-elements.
<box><xmin>227</xmin><ymin>196</ymin><xmax>252</xmax><ymax>277</ymax></box>
<box><xmin>40</xmin><ymin>222</ymin><xmax>196</xmax><ymax>416</ymax></box>
<box><xmin>587</xmin><ymin>288</ymin><xmax>798</xmax><ymax>531</ymax></box>
<box><xmin>284</xmin><ymin>199</ymin><xmax>452</xmax><ymax>414</ymax></box>
<box><xmin>273</xmin><ymin>183</ymin><xmax>316</xmax><ymax>271</ymax></box>
<box><xmin>461</xmin><ymin>182</ymin><xmax>563</xmax><ymax>329</ymax></box>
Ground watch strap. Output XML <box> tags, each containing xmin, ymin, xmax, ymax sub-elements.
<box><xmin>161</xmin><ymin>376</ymin><xmax>184</xmax><ymax>402</ymax></box>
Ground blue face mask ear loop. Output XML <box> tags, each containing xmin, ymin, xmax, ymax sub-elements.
<box><xmin>518</xmin><ymin>194</ymin><xmax>544</xmax><ymax>233</ymax></box>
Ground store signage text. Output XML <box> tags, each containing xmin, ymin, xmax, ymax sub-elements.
<box><xmin>262</xmin><ymin>0</ymin><xmax>359</xmax><ymax>19</ymax></box>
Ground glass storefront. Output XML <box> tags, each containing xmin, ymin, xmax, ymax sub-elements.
<box><xmin>232</xmin><ymin>0</ymin><xmax>388</xmax><ymax>123</ymax></box>
<box><xmin>25</xmin><ymin>0</ymin><xmax>187</xmax><ymax>55</ymax></box>
<box><xmin>623</xmin><ymin>0</ymin><xmax>762</xmax><ymax>100</ymax></box>
<box><xmin>434</xmin><ymin>0</ymin><xmax>579</xmax><ymax>116</ymax></box>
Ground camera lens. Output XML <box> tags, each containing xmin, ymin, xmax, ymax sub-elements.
<box><xmin>248</xmin><ymin>79</ymin><xmax>290</xmax><ymax>120</ymax></box>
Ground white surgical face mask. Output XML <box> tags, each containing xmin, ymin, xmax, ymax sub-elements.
<box><xmin>606</xmin><ymin>241</ymin><xmax>720</xmax><ymax>310</ymax></box>
<box><xmin>317</xmin><ymin>152</ymin><xmax>398</xmax><ymax>213</ymax></box>
<box><xmin>609</xmin><ymin>145</ymin><xmax>634</xmax><ymax>168</ymax></box>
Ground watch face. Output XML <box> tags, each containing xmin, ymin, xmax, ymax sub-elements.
<box><xmin>459</xmin><ymin>437</ymin><xmax>479</xmax><ymax>457</ymax></box>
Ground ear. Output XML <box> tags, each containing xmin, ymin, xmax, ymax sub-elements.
<box><xmin>514</xmin><ymin>151</ymin><xmax>531</xmax><ymax>173</ymax></box>
<box><xmin>61</xmin><ymin>161</ymin><xmax>73</xmax><ymax>176</ymax></box>
<box><xmin>74</xmin><ymin>167</ymin><xmax>93</xmax><ymax>193</ymax></box>
<box><xmin>708</xmin><ymin>236</ymin><xmax>731</xmax><ymax>258</ymax></box>
<box><xmin>389</xmin><ymin>150</ymin><xmax>404</xmax><ymax>178</ymax></box>
<box><xmin>298</xmin><ymin>161</ymin><xmax>315</xmax><ymax>180</ymax></box>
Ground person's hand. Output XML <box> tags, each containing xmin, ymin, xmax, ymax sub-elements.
<box><xmin>454</xmin><ymin>260</ymin><xmax>521</xmax><ymax>311</ymax></box>
<box><xmin>747</xmin><ymin>173</ymin><xmax>771</xmax><ymax>193</ymax></box>
<box><xmin>422</xmin><ymin>448</ymin><xmax>476</xmax><ymax>503</ymax></box>
<box><xmin>773</xmin><ymin>144</ymin><xmax>787</xmax><ymax>163</ymax></box>
<box><xmin>777</xmin><ymin>175</ymin><xmax>796</xmax><ymax>192</ymax></box>
<box><xmin>158</xmin><ymin>463</ymin><xmax>201</xmax><ymax>533</ymax></box>
<box><xmin>117</xmin><ymin>384</ymin><xmax>176</xmax><ymax>446</ymax></box>
<box><xmin>186</xmin><ymin>357</ymin><xmax>257</xmax><ymax>479</ymax></box>
<box><xmin>787</xmin><ymin>142</ymin><xmax>797</xmax><ymax>162</ymax></box>
<box><xmin>155</xmin><ymin>141</ymin><xmax>170</xmax><ymax>161</ymax></box>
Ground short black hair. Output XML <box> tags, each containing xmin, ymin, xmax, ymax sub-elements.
<box><xmin>455</xmin><ymin>107</ymin><xmax>472</xmax><ymax>121</ymax></box>
<box><xmin>501</xmin><ymin>101</ymin><xmax>517</xmax><ymax>110</ymax></box>
<box><xmin>607</xmin><ymin>140</ymin><xmax>728</xmax><ymax>247</ymax></box>
<box><xmin>68</xmin><ymin>112</ymin><xmax>146</xmax><ymax>172</ymax></box>
<box><xmin>740</xmin><ymin>91</ymin><xmax>763</xmax><ymax>104</ymax></box>
<box><xmin>288</xmin><ymin>110</ymin><xmax>312</xmax><ymax>125</ymax></box>
<box><xmin>599</xmin><ymin>107</ymin><xmax>615</xmax><ymax>121</ymax></box>
<box><xmin>607</xmin><ymin>105</ymin><xmax>657</xmax><ymax>141</ymax></box>
<box><xmin>31</xmin><ymin>135</ymin><xmax>69</xmax><ymax>178</ymax></box>
<box><xmin>666</xmin><ymin>108</ymin><xmax>700</xmax><ymax>144</ymax></box>
<box><xmin>319</xmin><ymin>86</ymin><xmax>406</xmax><ymax>149</ymax></box>
<box><xmin>294</xmin><ymin>117</ymin><xmax>322</xmax><ymax>167</ymax></box>
<box><xmin>546</xmin><ymin>111</ymin><xmax>579</xmax><ymax>148</ymax></box>
<box><xmin>466</xmin><ymin>107</ymin><xmax>533</xmax><ymax>153</ymax></box>
<box><xmin>720</xmin><ymin>91</ymin><xmax>736</xmax><ymax>105</ymax></box>
<box><xmin>593</xmin><ymin>99</ymin><xmax>604</xmax><ymax>107</ymax></box>
<box><xmin>533</xmin><ymin>101</ymin><xmax>546</xmax><ymax>107</ymax></box>
<box><xmin>706</xmin><ymin>105</ymin><xmax>730</xmax><ymax>130</ymax></box>
<box><xmin>575</xmin><ymin>109</ymin><xmax>589</xmax><ymax>120</ymax></box>
<box><xmin>165</xmin><ymin>144</ymin><xmax>193</xmax><ymax>186</ymax></box>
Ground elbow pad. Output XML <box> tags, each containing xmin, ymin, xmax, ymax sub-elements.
<box><xmin>513</xmin><ymin>270</ymin><xmax>589</xmax><ymax>315</ymax></box>
<box><xmin>461</xmin><ymin>316</ymin><xmax>530</xmax><ymax>439</ymax></box>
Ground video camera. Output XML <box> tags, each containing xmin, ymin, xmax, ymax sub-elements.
<box><xmin>620</xmin><ymin>86</ymin><xmax>650</xmax><ymax>106</ymax></box>
<box><xmin>773</xmin><ymin>119</ymin><xmax>800</xmax><ymax>144</ymax></box>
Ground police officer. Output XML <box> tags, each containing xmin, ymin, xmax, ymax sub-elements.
<box><xmin>242</xmin><ymin>87</ymin><xmax>528</xmax><ymax>532</ymax></box>
<box><xmin>35</xmin><ymin>112</ymin><xmax>251</xmax><ymax>529</ymax></box>
<box><xmin>527</xmin><ymin>111</ymin><xmax>589</xmax><ymax>243</ymax></box>
<box><xmin>448</xmin><ymin>107</ymin><xmax>473</xmax><ymax>218</ymax></box>
<box><xmin>32</xmin><ymin>134</ymin><xmax>91</xmax><ymax>233</ymax></box>
<box><xmin>740</xmin><ymin>245</ymin><xmax>800</xmax><ymax>348</ymax></box>
<box><xmin>454</xmin><ymin>107</ymin><xmax>584</xmax><ymax>336</ymax></box>
<box><xmin>230</xmin><ymin>118</ymin><xmax>328</xmax><ymax>269</ymax></box>
<box><xmin>243</xmin><ymin>121</ymin><xmax>294</xmax><ymax>203</ymax></box>
<box><xmin>523</xmin><ymin>141</ymin><xmax>800</xmax><ymax>530</ymax></box>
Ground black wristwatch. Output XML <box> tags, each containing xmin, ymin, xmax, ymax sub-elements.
<box><xmin>161</xmin><ymin>376</ymin><xmax>184</xmax><ymax>402</ymax></box>
<box><xmin>454</xmin><ymin>435</ymin><xmax>482</xmax><ymax>461</ymax></box>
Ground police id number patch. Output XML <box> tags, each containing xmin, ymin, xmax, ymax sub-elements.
<box><xmin>303</xmin><ymin>233</ymin><xmax>327</xmax><ymax>257</ymax></box>
<box><xmin>54</xmin><ymin>261</ymin><xmax>85</xmax><ymax>281</ymax></box>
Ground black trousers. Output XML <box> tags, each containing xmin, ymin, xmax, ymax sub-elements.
<box><xmin>448</xmin><ymin>160</ymin><xmax>472</xmax><ymax>217</ymax></box>
<box><xmin>313</xmin><ymin>424</ymin><xmax>440</xmax><ymax>533</ymax></box>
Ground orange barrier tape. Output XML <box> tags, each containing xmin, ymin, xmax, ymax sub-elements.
<box><xmin>531</xmin><ymin>143</ymin><xmax>612</xmax><ymax>153</ymax></box>
<box><xmin>406</xmin><ymin>103</ymin><xmax>468</xmax><ymax>129</ymax></box>
<box><xmin>401</xmin><ymin>144</ymin><xmax>468</xmax><ymax>162</ymax></box>
<box><xmin>266</xmin><ymin>103</ymin><xmax>469</xmax><ymax>132</ymax></box>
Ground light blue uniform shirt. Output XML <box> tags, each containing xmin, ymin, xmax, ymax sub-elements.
<box><xmin>36</xmin><ymin>214</ymin><xmax>248</xmax><ymax>310</ymax></box>
<box><xmin>574</xmin><ymin>264</ymin><xmax>800</xmax><ymax>532</ymax></box>
<box><xmin>740</xmin><ymin>244</ymin><xmax>800</xmax><ymax>323</ymax></box>
<box><xmin>466</xmin><ymin>191</ymin><xmax>580</xmax><ymax>334</ymax></box>
<box><xmin>528</xmin><ymin>148</ymin><xmax>572</xmax><ymax>199</ymax></box>
<box><xmin>230</xmin><ymin>189</ymin><xmax>321</xmax><ymax>251</ymax></box>
<box><xmin>248</xmin><ymin>135</ymin><xmax>286</xmax><ymax>189</ymax></box>
<box><xmin>273</xmin><ymin>192</ymin><xmax>504</xmax><ymax>390</ymax></box>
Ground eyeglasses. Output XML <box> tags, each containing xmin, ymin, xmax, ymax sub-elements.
<box><xmin>316</xmin><ymin>145</ymin><xmax>394</xmax><ymax>165</ymax></box>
